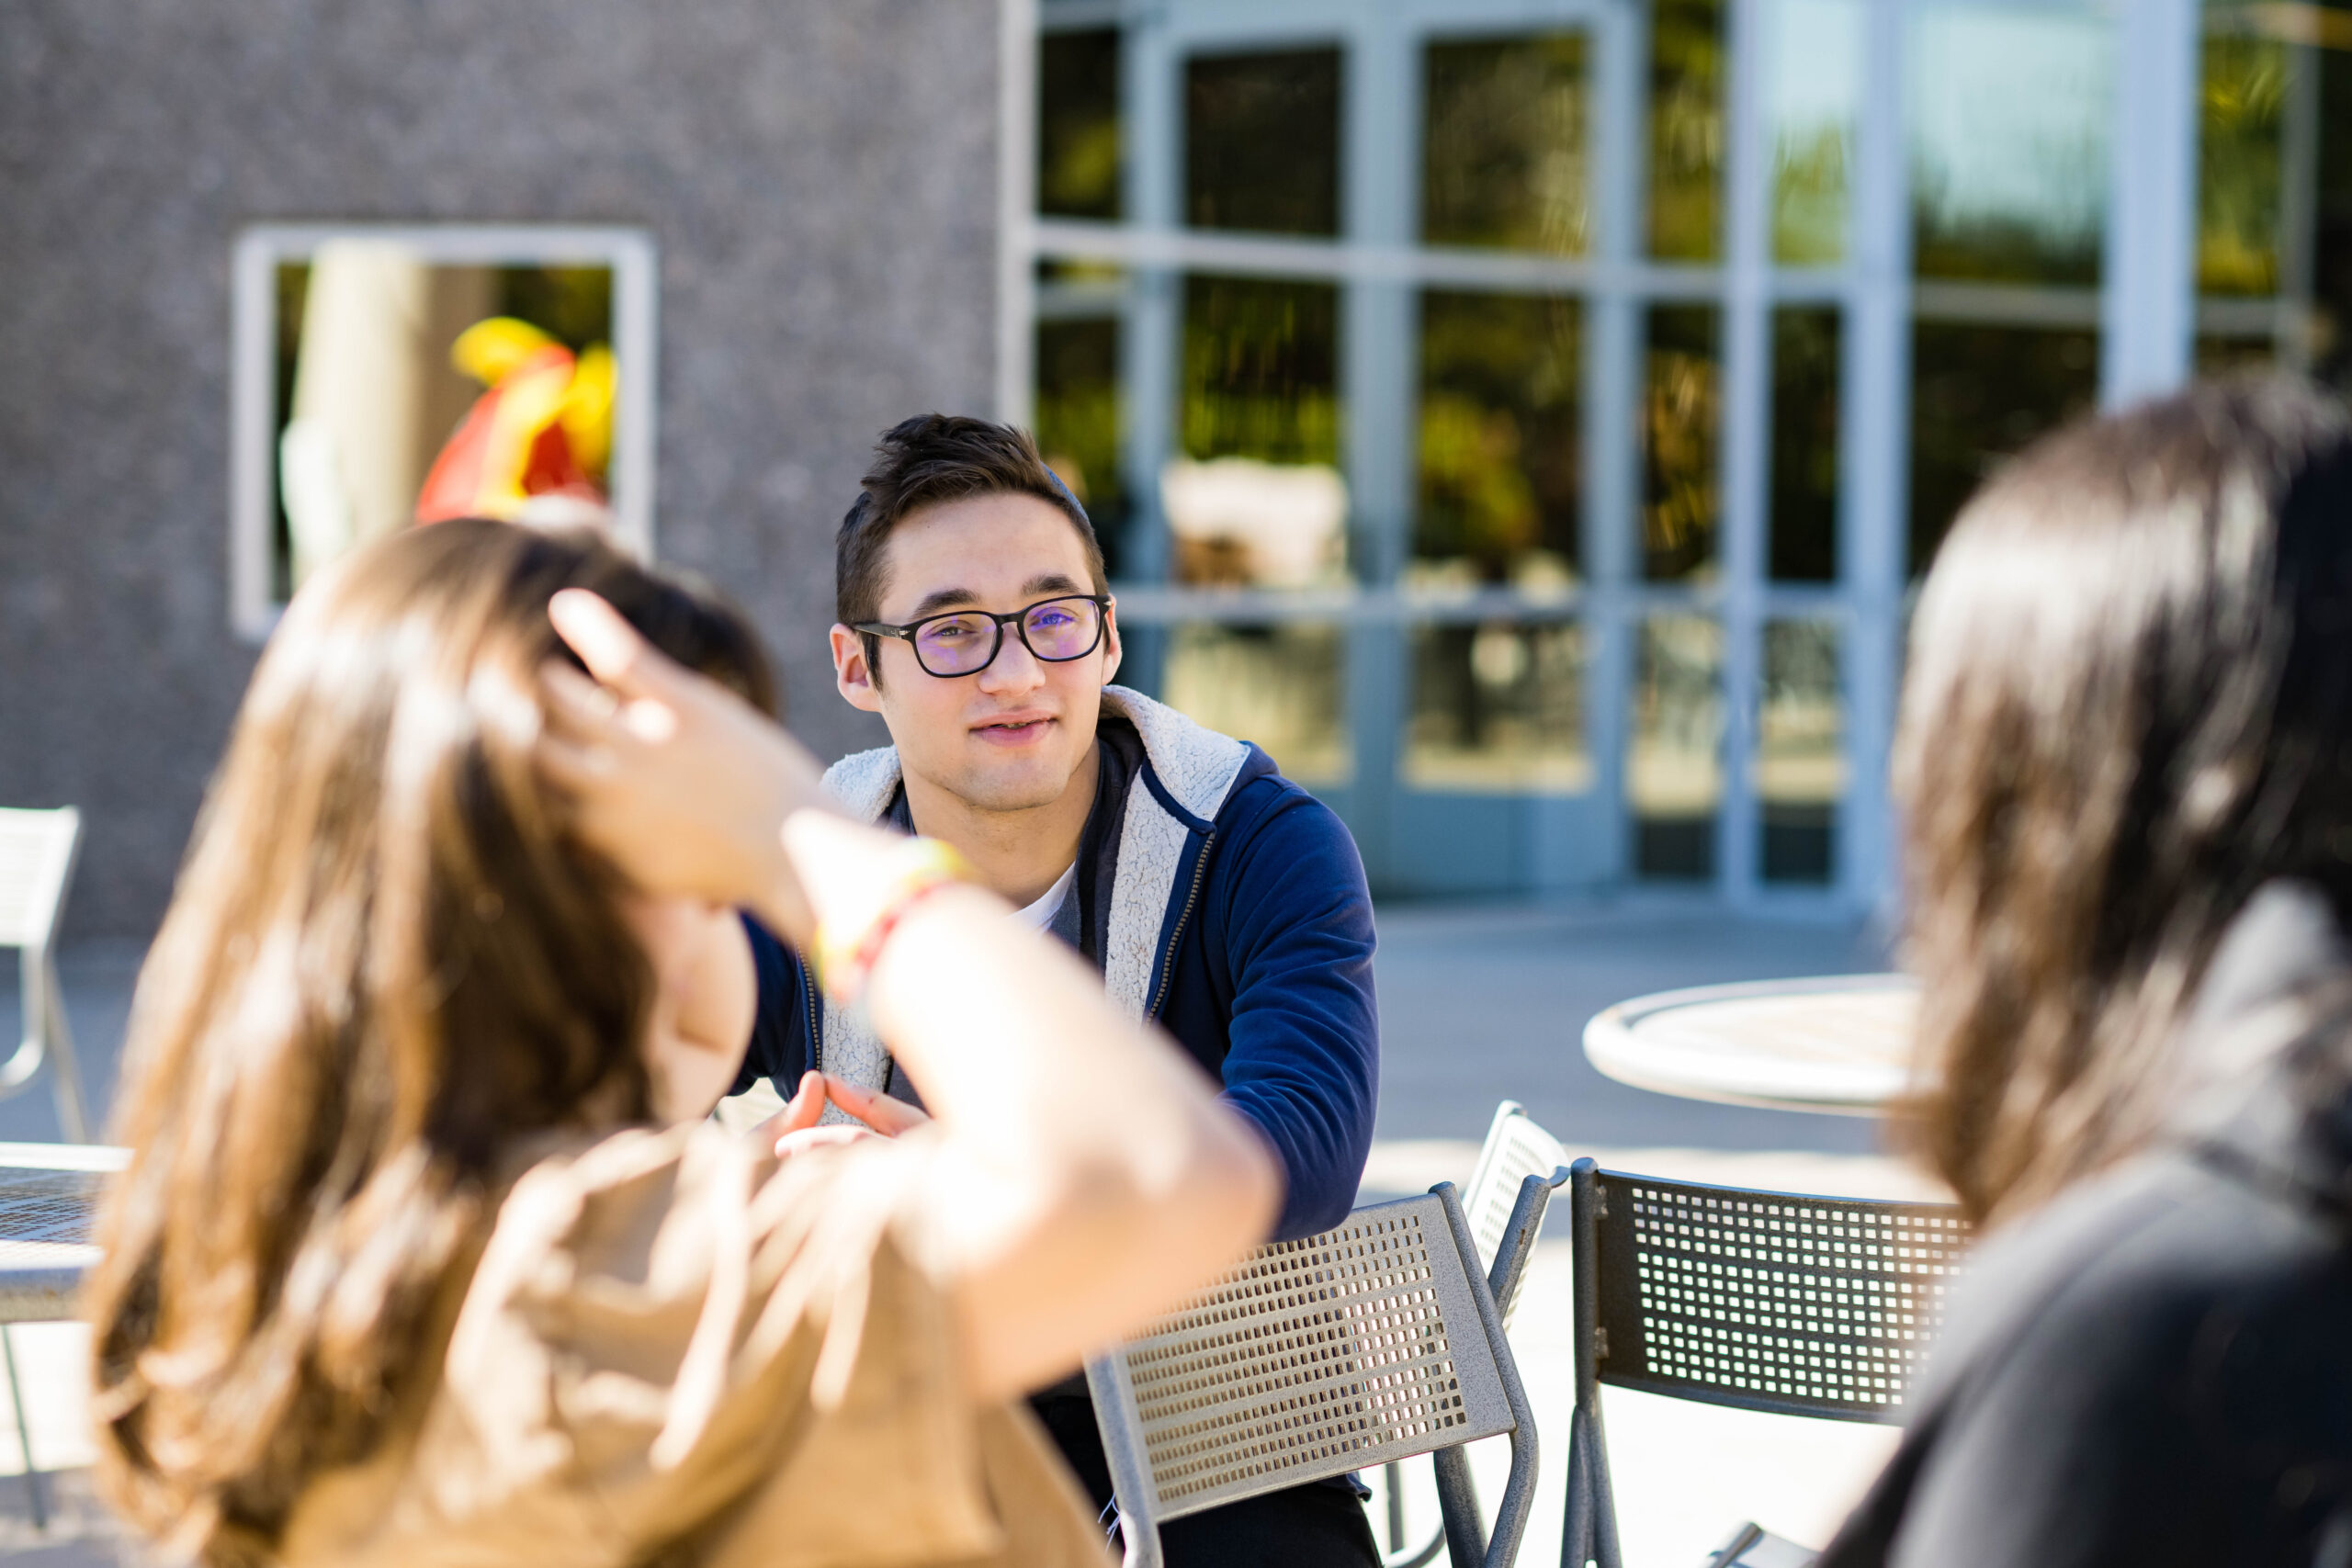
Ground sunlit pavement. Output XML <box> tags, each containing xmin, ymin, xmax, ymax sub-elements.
<box><xmin>0</xmin><ymin>904</ymin><xmax>1937</xmax><ymax>1564</ymax></box>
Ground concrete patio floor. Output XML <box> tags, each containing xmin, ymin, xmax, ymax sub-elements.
<box><xmin>0</xmin><ymin>901</ymin><xmax>1934</xmax><ymax>1565</ymax></box>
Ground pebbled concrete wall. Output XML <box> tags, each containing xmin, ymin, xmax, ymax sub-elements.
<box><xmin>0</xmin><ymin>0</ymin><xmax>1000</xmax><ymax>936</ymax></box>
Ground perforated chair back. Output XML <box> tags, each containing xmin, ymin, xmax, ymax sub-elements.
<box><xmin>0</xmin><ymin>811</ymin><xmax>77</xmax><ymax>952</ymax></box>
<box><xmin>1463</xmin><ymin>1100</ymin><xmax>1570</xmax><ymax>1329</ymax></box>
<box><xmin>1560</xmin><ymin>1160</ymin><xmax>1972</xmax><ymax>1568</ymax></box>
<box><xmin>0</xmin><ymin>810</ymin><xmax>87</xmax><ymax>1142</ymax></box>
<box><xmin>1088</xmin><ymin>1185</ymin><xmax>1541</xmax><ymax>1568</ymax></box>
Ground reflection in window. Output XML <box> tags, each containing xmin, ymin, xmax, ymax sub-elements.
<box><xmin>1909</xmin><ymin>321</ymin><xmax>2098</xmax><ymax>576</ymax></box>
<box><xmin>1186</xmin><ymin>49</ymin><xmax>1342</xmax><ymax>236</ymax></box>
<box><xmin>1650</xmin><ymin>0</ymin><xmax>1724</xmax><ymax>262</ymax></box>
<box><xmin>272</xmin><ymin>250</ymin><xmax>616</xmax><ymax>600</ymax></box>
<box><xmin>2199</xmin><ymin>28</ymin><xmax>2285</xmax><ymax>297</ymax></box>
<box><xmin>1632</xmin><ymin>615</ymin><xmax>1724</xmax><ymax>879</ymax></box>
<box><xmin>1908</xmin><ymin>7</ymin><xmax>2112</xmax><ymax>284</ymax></box>
<box><xmin>1161</xmin><ymin>622</ymin><xmax>1351</xmax><ymax>785</ymax></box>
<box><xmin>1758</xmin><ymin>621</ymin><xmax>1843</xmax><ymax>885</ymax></box>
<box><xmin>1035</xmin><ymin>310</ymin><xmax>1126</xmax><ymax>578</ymax></box>
<box><xmin>1174</xmin><ymin>276</ymin><xmax>1345</xmax><ymax>589</ymax></box>
<box><xmin>1644</xmin><ymin>305</ymin><xmax>1721</xmax><ymax>581</ymax></box>
<box><xmin>1771</xmin><ymin>307</ymin><xmax>1839</xmax><ymax>582</ymax></box>
<box><xmin>1416</xmin><ymin>292</ymin><xmax>1581</xmax><ymax>588</ymax></box>
<box><xmin>1770</xmin><ymin>0</ymin><xmax>1860</xmax><ymax>265</ymax></box>
<box><xmin>1407</xmin><ymin>621</ymin><xmax>1589</xmax><ymax>794</ymax></box>
<box><xmin>1422</xmin><ymin>34</ymin><xmax>1589</xmax><ymax>254</ymax></box>
<box><xmin>2197</xmin><ymin>333</ymin><xmax>2281</xmax><ymax>376</ymax></box>
<box><xmin>2321</xmin><ymin>45</ymin><xmax>2352</xmax><ymax>393</ymax></box>
<box><xmin>1040</xmin><ymin>29</ymin><xmax>1123</xmax><ymax>220</ymax></box>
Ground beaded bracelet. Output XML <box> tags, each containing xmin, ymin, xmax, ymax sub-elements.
<box><xmin>811</xmin><ymin>836</ymin><xmax>976</xmax><ymax>1006</ymax></box>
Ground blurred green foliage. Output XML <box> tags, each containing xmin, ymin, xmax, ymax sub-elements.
<box><xmin>1041</xmin><ymin>29</ymin><xmax>1122</xmax><ymax>220</ymax></box>
<box><xmin>1422</xmin><ymin>34</ymin><xmax>1589</xmax><ymax>254</ymax></box>
<box><xmin>1416</xmin><ymin>291</ymin><xmax>1582</xmax><ymax>581</ymax></box>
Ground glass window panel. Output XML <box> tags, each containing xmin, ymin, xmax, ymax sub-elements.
<box><xmin>1035</xmin><ymin>310</ymin><xmax>1127</xmax><ymax>579</ymax></box>
<box><xmin>1170</xmin><ymin>276</ymin><xmax>1346</xmax><ymax>589</ymax></box>
<box><xmin>1186</xmin><ymin>48</ymin><xmax>1342</xmax><ymax>237</ymax></box>
<box><xmin>1644</xmin><ymin>304</ymin><xmax>1721</xmax><ymax>581</ymax></box>
<box><xmin>272</xmin><ymin>255</ymin><xmax>617</xmax><ymax>601</ymax></box>
<box><xmin>1770</xmin><ymin>306</ymin><xmax>1840</xmax><ymax>582</ymax></box>
<box><xmin>1650</xmin><ymin>0</ymin><xmax>1725</xmax><ymax>262</ymax></box>
<box><xmin>1632</xmin><ymin>615</ymin><xmax>1724</xmax><ymax>879</ymax></box>
<box><xmin>1040</xmin><ymin>28</ymin><xmax>1122</xmax><ymax>220</ymax></box>
<box><xmin>1406</xmin><ymin>620</ymin><xmax>1589</xmax><ymax>794</ymax></box>
<box><xmin>1421</xmin><ymin>34</ymin><xmax>1589</xmax><ymax>254</ymax></box>
<box><xmin>1160</xmin><ymin>622</ymin><xmax>1351</xmax><ymax>785</ymax></box>
<box><xmin>2196</xmin><ymin>332</ymin><xmax>2280</xmax><ymax>375</ymax></box>
<box><xmin>1415</xmin><ymin>291</ymin><xmax>1582</xmax><ymax>588</ymax></box>
<box><xmin>2316</xmin><ymin>33</ymin><xmax>2352</xmax><ymax>395</ymax></box>
<box><xmin>2199</xmin><ymin>25</ymin><xmax>2286</xmax><ymax>297</ymax></box>
<box><xmin>1769</xmin><ymin>0</ymin><xmax>1861</xmax><ymax>265</ymax></box>
<box><xmin>1909</xmin><ymin>321</ymin><xmax>2098</xmax><ymax>576</ymax></box>
<box><xmin>1758</xmin><ymin>620</ymin><xmax>1843</xmax><ymax>886</ymax></box>
<box><xmin>1908</xmin><ymin>7</ymin><xmax>2113</xmax><ymax>284</ymax></box>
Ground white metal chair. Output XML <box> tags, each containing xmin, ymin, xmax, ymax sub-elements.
<box><xmin>0</xmin><ymin>809</ymin><xmax>90</xmax><ymax>1145</ymax></box>
<box><xmin>1087</xmin><ymin>1181</ymin><xmax>1551</xmax><ymax>1568</ymax></box>
<box><xmin>1377</xmin><ymin>1100</ymin><xmax>1574</xmax><ymax>1566</ymax></box>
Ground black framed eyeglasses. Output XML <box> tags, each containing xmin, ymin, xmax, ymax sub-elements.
<box><xmin>854</xmin><ymin>594</ymin><xmax>1112</xmax><ymax>679</ymax></box>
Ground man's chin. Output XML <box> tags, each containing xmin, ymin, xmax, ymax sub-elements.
<box><xmin>945</xmin><ymin>754</ymin><xmax>1084</xmax><ymax>814</ymax></box>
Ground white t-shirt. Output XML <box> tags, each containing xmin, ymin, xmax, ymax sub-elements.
<box><xmin>1016</xmin><ymin>862</ymin><xmax>1079</xmax><ymax>931</ymax></box>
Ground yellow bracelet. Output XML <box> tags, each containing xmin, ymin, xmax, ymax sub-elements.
<box><xmin>811</xmin><ymin>837</ymin><xmax>976</xmax><ymax>1005</ymax></box>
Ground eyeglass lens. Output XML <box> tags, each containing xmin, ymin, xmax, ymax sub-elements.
<box><xmin>913</xmin><ymin>597</ymin><xmax>1102</xmax><ymax>675</ymax></box>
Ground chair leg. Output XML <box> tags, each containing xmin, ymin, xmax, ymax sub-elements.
<box><xmin>2</xmin><ymin>1326</ymin><xmax>44</xmax><ymax>1531</ymax></box>
<box><xmin>1433</xmin><ymin>1444</ymin><xmax>1485</xmax><ymax>1568</ymax></box>
<box><xmin>41</xmin><ymin>961</ymin><xmax>86</xmax><ymax>1145</ymax></box>
<box><xmin>1385</xmin><ymin>1460</ymin><xmax>1405</xmax><ymax>1550</ymax></box>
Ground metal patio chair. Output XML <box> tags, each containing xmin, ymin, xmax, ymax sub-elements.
<box><xmin>1374</xmin><ymin>1100</ymin><xmax>1574</xmax><ymax>1566</ymax></box>
<box><xmin>1087</xmin><ymin>1179</ymin><xmax>1555</xmax><ymax>1568</ymax></box>
<box><xmin>0</xmin><ymin>1141</ymin><xmax>120</xmax><ymax>1529</ymax></box>
<box><xmin>0</xmin><ymin>809</ymin><xmax>91</xmax><ymax>1144</ymax></box>
<box><xmin>1557</xmin><ymin>1158</ymin><xmax>1973</xmax><ymax>1568</ymax></box>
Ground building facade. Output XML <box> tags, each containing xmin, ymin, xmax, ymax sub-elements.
<box><xmin>1</xmin><ymin>0</ymin><xmax>1007</xmax><ymax>935</ymax></box>
<box><xmin>1016</xmin><ymin>0</ymin><xmax>2352</xmax><ymax>908</ymax></box>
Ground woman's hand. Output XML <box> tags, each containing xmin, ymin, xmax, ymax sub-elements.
<box><xmin>538</xmin><ymin>590</ymin><xmax>835</xmax><ymax>942</ymax></box>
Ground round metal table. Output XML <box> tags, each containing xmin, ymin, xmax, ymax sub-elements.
<box><xmin>1581</xmin><ymin>974</ymin><xmax>1919</xmax><ymax>1115</ymax></box>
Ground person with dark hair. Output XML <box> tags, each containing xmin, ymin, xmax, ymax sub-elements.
<box><xmin>729</xmin><ymin>413</ymin><xmax>1383</xmax><ymax>1567</ymax></box>
<box><xmin>84</xmin><ymin>517</ymin><xmax>1278</xmax><ymax>1566</ymax></box>
<box><xmin>1815</xmin><ymin>378</ymin><xmax>2352</xmax><ymax>1566</ymax></box>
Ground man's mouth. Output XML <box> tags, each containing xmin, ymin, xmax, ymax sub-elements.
<box><xmin>972</xmin><ymin>714</ymin><xmax>1054</xmax><ymax>743</ymax></box>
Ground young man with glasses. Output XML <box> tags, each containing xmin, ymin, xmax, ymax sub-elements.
<box><xmin>727</xmin><ymin>414</ymin><xmax>1381</xmax><ymax>1567</ymax></box>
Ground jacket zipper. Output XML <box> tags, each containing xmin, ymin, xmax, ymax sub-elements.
<box><xmin>1148</xmin><ymin>829</ymin><xmax>1216</xmax><ymax>1020</ymax></box>
<box><xmin>806</xmin><ymin>957</ymin><xmax>823</xmax><ymax>1077</ymax></box>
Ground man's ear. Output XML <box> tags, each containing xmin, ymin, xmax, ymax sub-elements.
<box><xmin>1099</xmin><ymin>597</ymin><xmax>1122</xmax><ymax>685</ymax></box>
<box><xmin>831</xmin><ymin>625</ymin><xmax>884</xmax><ymax>713</ymax></box>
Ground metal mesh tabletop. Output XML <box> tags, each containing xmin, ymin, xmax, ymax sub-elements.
<box><xmin>0</xmin><ymin>1159</ymin><xmax>112</xmax><ymax>1323</ymax></box>
<box><xmin>1592</xmin><ymin>1168</ymin><xmax>1971</xmax><ymax>1423</ymax></box>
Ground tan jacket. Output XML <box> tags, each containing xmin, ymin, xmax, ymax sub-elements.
<box><xmin>278</xmin><ymin>1122</ymin><xmax>1109</xmax><ymax>1567</ymax></box>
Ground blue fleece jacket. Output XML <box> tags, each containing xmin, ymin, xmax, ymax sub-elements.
<box><xmin>731</xmin><ymin>690</ymin><xmax>1379</xmax><ymax>1241</ymax></box>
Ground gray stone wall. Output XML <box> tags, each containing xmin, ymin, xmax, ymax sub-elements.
<box><xmin>0</xmin><ymin>0</ymin><xmax>1001</xmax><ymax>936</ymax></box>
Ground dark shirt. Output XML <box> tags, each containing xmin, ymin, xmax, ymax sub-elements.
<box><xmin>1821</xmin><ymin>884</ymin><xmax>2352</xmax><ymax>1568</ymax></box>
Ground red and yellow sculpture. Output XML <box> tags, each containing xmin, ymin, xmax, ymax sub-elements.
<box><xmin>414</xmin><ymin>317</ymin><xmax>616</xmax><ymax>525</ymax></box>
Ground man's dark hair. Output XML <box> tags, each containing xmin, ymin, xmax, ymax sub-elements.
<box><xmin>837</xmin><ymin>414</ymin><xmax>1107</xmax><ymax>684</ymax></box>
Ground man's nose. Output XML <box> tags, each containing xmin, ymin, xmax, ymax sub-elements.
<box><xmin>977</xmin><ymin>626</ymin><xmax>1046</xmax><ymax>695</ymax></box>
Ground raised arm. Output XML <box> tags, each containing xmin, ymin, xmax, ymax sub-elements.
<box><xmin>538</xmin><ymin>590</ymin><xmax>1279</xmax><ymax>1401</ymax></box>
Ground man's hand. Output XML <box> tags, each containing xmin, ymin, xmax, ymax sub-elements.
<box><xmin>752</xmin><ymin>1071</ymin><xmax>933</xmax><ymax>1159</ymax></box>
<box><xmin>820</xmin><ymin>1076</ymin><xmax>932</xmax><ymax>1136</ymax></box>
<box><xmin>537</xmin><ymin>590</ymin><xmax>836</xmax><ymax>942</ymax></box>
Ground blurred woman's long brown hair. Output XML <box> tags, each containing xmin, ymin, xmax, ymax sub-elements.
<box><xmin>83</xmin><ymin>520</ymin><xmax>773</xmax><ymax>1565</ymax></box>
<box><xmin>1899</xmin><ymin>379</ymin><xmax>2352</xmax><ymax>1224</ymax></box>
